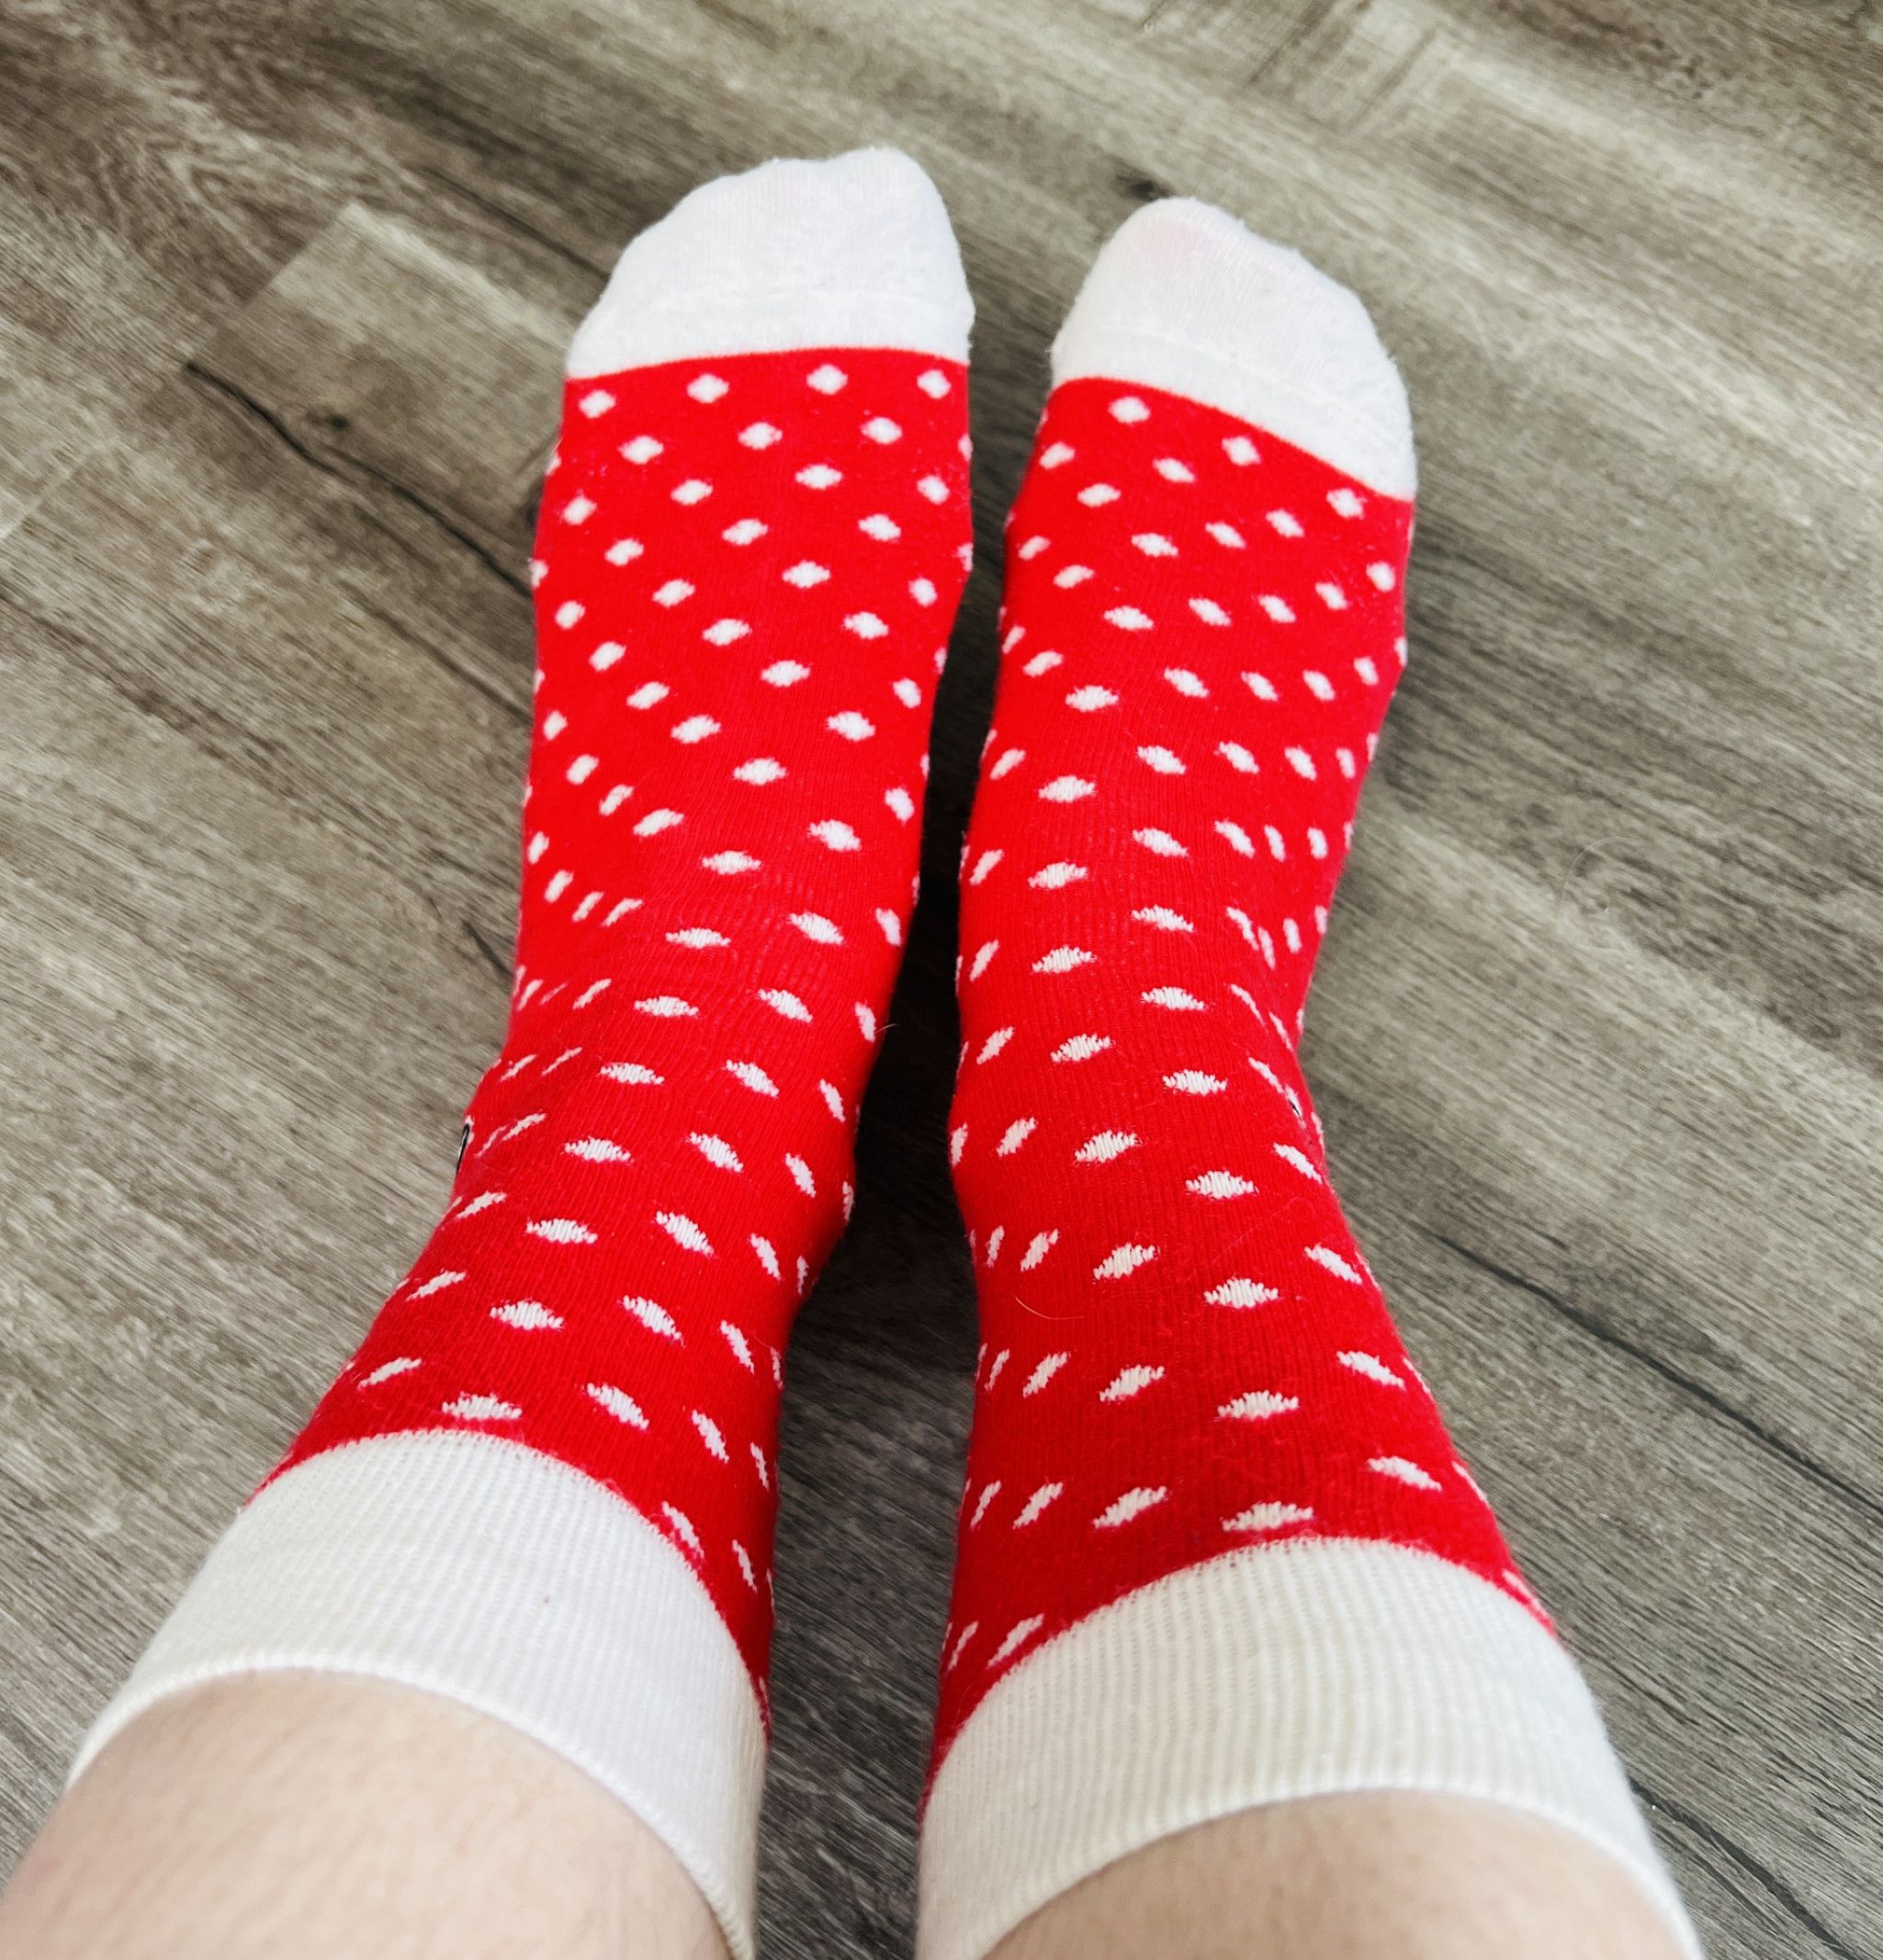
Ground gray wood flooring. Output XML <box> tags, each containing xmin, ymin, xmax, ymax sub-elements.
<box><xmin>2</xmin><ymin>2</ymin><xmax>1879</xmax><ymax>1954</ymax></box>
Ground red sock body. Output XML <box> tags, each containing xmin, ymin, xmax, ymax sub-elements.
<box><xmin>940</xmin><ymin>373</ymin><xmax>1523</xmax><ymax>1744</ymax></box>
<box><xmin>287</xmin><ymin>338</ymin><xmax>970</xmax><ymax>1692</ymax></box>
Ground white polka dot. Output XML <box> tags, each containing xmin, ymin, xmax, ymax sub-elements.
<box><xmin>1225</xmin><ymin>1502</ymin><xmax>1314</xmax><ymax>1533</ymax></box>
<box><xmin>1052</xmin><ymin>1033</ymin><xmax>1111</xmax><ymax>1063</ymax></box>
<box><xmin>1014</xmin><ymin>1483</ymin><xmax>1065</xmax><ymax>1526</ymax></box>
<box><xmin>1165</xmin><ymin>1070</ymin><xmax>1223</xmax><ymax>1094</ymax></box>
<box><xmin>1023</xmin><ymin>1354</ymin><xmax>1069</xmax><ymax>1396</ymax></box>
<box><xmin>1133</xmin><ymin>827</ymin><xmax>1187</xmax><ymax>857</ymax></box>
<box><xmin>1040</xmin><ymin>774</ymin><xmax>1095</xmax><ymax>803</ymax></box>
<box><xmin>1340</xmin><ymin>1351</ymin><xmax>1406</xmax><ymax>1387</ymax></box>
<box><xmin>445</xmin><ymin>1392</ymin><xmax>522</xmax><ymax>1422</ymax></box>
<box><xmin>1033</xmin><ymin>946</ymin><xmax>1095</xmax><ymax>974</ymax></box>
<box><xmin>1031</xmin><ymin>862</ymin><xmax>1086</xmax><ymax>889</ymax></box>
<box><xmin>1207</xmin><ymin>1278</ymin><xmax>1280</xmax><ymax>1308</ymax></box>
<box><xmin>1095</xmin><ymin>1486</ymin><xmax>1167</xmax><ymax>1526</ymax></box>
<box><xmin>1142</xmin><ymin>986</ymin><xmax>1206</xmax><ymax>1010</ymax></box>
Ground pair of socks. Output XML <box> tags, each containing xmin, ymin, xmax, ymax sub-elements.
<box><xmin>77</xmin><ymin>150</ymin><xmax>1697</xmax><ymax>1960</ymax></box>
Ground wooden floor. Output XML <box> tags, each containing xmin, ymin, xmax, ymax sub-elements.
<box><xmin>3</xmin><ymin>1</ymin><xmax>1880</xmax><ymax>1953</ymax></box>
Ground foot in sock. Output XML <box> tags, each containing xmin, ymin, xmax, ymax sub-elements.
<box><xmin>922</xmin><ymin>197</ymin><xmax>1696</xmax><ymax>1960</ymax></box>
<box><xmin>75</xmin><ymin>149</ymin><xmax>974</xmax><ymax>1960</ymax></box>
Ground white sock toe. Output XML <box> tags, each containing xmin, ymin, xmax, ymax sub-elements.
<box><xmin>1051</xmin><ymin>197</ymin><xmax>1414</xmax><ymax>497</ymax></box>
<box><xmin>569</xmin><ymin>148</ymin><xmax>972</xmax><ymax>376</ymax></box>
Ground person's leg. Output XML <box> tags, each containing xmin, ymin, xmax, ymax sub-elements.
<box><xmin>921</xmin><ymin>198</ymin><xmax>1700</xmax><ymax>1960</ymax></box>
<box><xmin>0</xmin><ymin>148</ymin><xmax>974</xmax><ymax>1960</ymax></box>
<box><xmin>993</xmin><ymin>1798</ymin><xmax>1682</xmax><ymax>1960</ymax></box>
<box><xmin>0</xmin><ymin>1678</ymin><xmax>725</xmax><ymax>1960</ymax></box>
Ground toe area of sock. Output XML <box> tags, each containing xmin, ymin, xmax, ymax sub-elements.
<box><xmin>569</xmin><ymin>148</ymin><xmax>972</xmax><ymax>377</ymax></box>
<box><xmin>1051</xmin><ymin>198</ymin><xmax>1414</xmax><ymax>497</ymax></box>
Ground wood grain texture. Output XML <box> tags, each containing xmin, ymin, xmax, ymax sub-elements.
<box><xmin>2</xmin><ymin>2</ymin><xmax>1878</xmax><ymax>1954</ymax></box>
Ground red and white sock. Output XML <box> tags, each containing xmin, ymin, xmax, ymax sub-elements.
<box><xmin>77</xmin><ymin>150</ymin><xmax>974</xmax><ymax>1960</ymax></box>
<box><xmin>920</xmin><ymin>200</ymin><xmax>1697</xmax><ymax>1960</ymax></box>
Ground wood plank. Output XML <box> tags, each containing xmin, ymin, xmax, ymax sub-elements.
<box><xmin>2</xmin><ymin>1</ymin><xmax>1879</xmax><ymax>1954</ymax></box>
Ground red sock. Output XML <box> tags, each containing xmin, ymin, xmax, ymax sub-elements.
<box><xmin>921</xmin><ymin>198</ymin><xmax>1693</xmax><ymax>1960</ymax></box>
<box><xmin>78</xmin><ymin>151</ymin><xmax>974</xmax><ymax>1960</ymax></box>
<box><xmin>287</xmin><ymin>326</ymin><xmax>968</xmax><ymax>1699</ymax></box>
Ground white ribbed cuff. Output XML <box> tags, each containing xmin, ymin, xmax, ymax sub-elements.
<box><xmin>919</xmin><ymin>1539</ymin><xmax>1698</xmax><ymax>1960</ymax></box>
<box><xmin>73</xmin><ymin>1434</ymin><xmax>767</xmax><ymax>1960</ymax></box>
<box><xmin>568</xmin><ymin>148</ymin><xmax>973</xmax><ymax>376</ymax></box>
